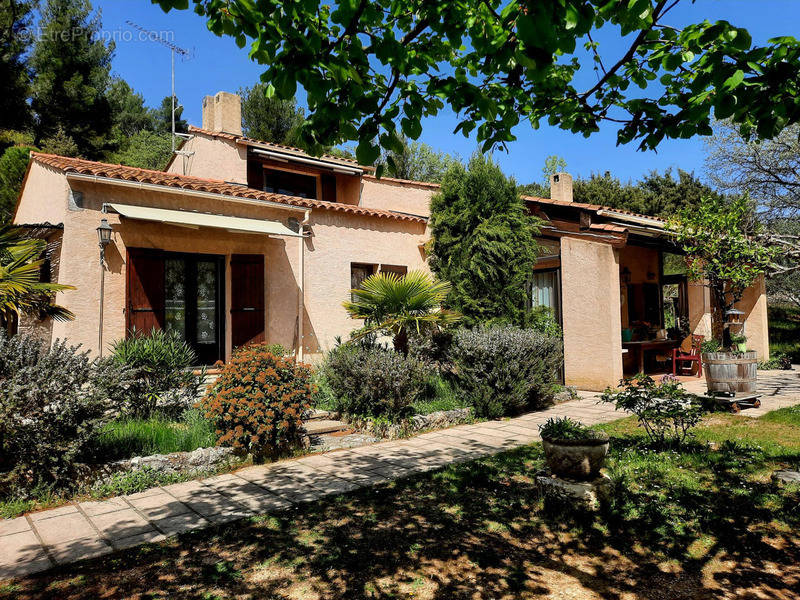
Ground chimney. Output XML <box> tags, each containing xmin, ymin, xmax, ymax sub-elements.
<box><xmin>201</xmin><ymin>91</ymin><xmax>242</xmax><ymax>136</ymax></box>
<box><xmin>550</xmin><ymin>172</ymin><xmax>573</xmax><ymax>203</ymax></box>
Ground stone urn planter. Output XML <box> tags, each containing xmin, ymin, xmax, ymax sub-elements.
<box><xmin>541</xmin><ymin>436</ymin><xmax>610</xmax><ymax>481</ymax></box>
<box><xmin>539</xmin><ymin>417</ymin><xmax>610</xmax><ymax>481</ymax></box>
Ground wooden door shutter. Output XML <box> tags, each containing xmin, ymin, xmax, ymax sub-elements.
<box><xmin>230</xmin><ymin>254</ymin><xmax>265</xmax><ymax>349</ymax></box>
<box><xmin>321</xmin><ymin>174</ymin><xmax>337</xmax><ymax>202</ymax></box>
<box><xmin>126</xmin><ymin>249</ymin><xmax>165</xmax><ymax>334</ymax></box>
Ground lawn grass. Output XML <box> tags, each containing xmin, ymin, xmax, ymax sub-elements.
<box><xmin>769</xmin><ymin>303</ymin><xmax>800</xmax><ymax>362</ymax></box>
<box><xmin>4</xmin><ymin>411</ymin><xmax>799</xmax><ymax>599</ymax></box>
<box><xmin>94</xmin><ymin>409</ymin><xmax>216</xmax><ymax>461</ymax></box>
<box><xmin>412</xmin><ymin>375</ymin><xmax>469</xmax><ymax>415</ymax></box>
<box><xmin>760</xmin><ymin>403</ymin><xmax>800</xmax><ymax>427</ymax></box>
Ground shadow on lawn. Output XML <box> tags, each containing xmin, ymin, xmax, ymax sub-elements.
<box><xmin>4</xmin><ymin>438</ymin><xmax>800</xmax><ymax>600</ymax></box>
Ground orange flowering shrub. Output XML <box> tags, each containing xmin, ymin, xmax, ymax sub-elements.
<box><xmin>199</xmin><ymin>344</ymin><xmax>314</xmax><ymax>460</ymax></box>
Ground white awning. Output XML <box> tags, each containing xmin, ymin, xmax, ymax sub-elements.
<box><xmin>105</xmin><ymin>203</ymin><xmax>303</xmax><ymax>237</ymax></box>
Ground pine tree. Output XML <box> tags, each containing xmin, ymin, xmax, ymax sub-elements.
<box><xmin>0</xmin><ymin>0</ymin><xmax>35</xmax><ymax>132</ymax></box>
<box><xmin>108</xmin><ymin>78</ymin><xmax>155</xmax><ymax>140</ymax></box>
<box><xmin>153</xmin><ymin>96</ymin><xmax>188</xmax><ymax>135</ymax></box>
<box><xmin>30</xmin><ymin>0</ymin><xmax>114</xmax><ymax>158</ymax></box>
<box><xmin>429</xmin><ymin>155</ymin><xmax>542</xmax><ymax>326</ymax></box>
<box><xmin>239</xmin><ymin>83</ymin><xmax>303</xmax><ymax>145</ymax></box>
<box><xmin>379</xmin><ymin>136</ymin><xmax>461</xmax><ymax>183</ymax></box>
<box><xmin>109</xmin><ymin>130</ymin><xmax>172</xmax><ymax>170</ymax></box>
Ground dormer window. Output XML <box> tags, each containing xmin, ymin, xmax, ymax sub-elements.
<box><xmin>264</xmin><ymin>168</ymin><xmax>317</xmax><ymax>199</ymax></box>
<box><xmin>247</xmin><ymin>150</ymin><xmax>343</xmax><ymax>202</ymax></box>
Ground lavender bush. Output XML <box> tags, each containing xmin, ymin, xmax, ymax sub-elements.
<box><xmin>0</xmin><ymin>333</ymin><xmax>134</xmax><ymax>494</ymax></box>
<box><xmin>450</xmin><ymin>325</ymin><xmax>562</xmax><ymax>418</ymax></box>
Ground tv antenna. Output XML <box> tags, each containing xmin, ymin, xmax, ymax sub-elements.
<box><xmin>126</xmin><ymin>21</ymin><xmax>193</xmax><ymax>152</ymax></box>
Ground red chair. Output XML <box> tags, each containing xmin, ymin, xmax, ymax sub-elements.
<box><xmin>673</xmin><ymin>335</ymin><xmax>703</xmax><ymax>377</ymax></box>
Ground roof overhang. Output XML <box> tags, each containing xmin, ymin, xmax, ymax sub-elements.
<box><xmin>104</xmin><ymin>203</ymin><xmax>304</xmax><ymax>238</ymax></box>
<box><xmin>595</xmin><ymin>209</ymin><xmax>667</xmax><ymax>229</ymax></box>
<box><xmin>65</xmin><ymin>172</ymin><xmax>309</xmax><ymax>214</ymax></box>
<box><xmin>248</xmin><ymin>146</ymin><xmax>363</xmax><ymax>175</ymax></box>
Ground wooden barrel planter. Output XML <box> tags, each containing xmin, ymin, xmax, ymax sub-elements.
<box><xmin>702</xmin><ymin>351</ymin><xmax>758</xmax><ymax>394</ymax></box>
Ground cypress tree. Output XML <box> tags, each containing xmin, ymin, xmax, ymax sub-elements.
<box><xmin>429</xmin><ymin>154</ymin><xmax>542</xmax><ymax>326</ymax></box>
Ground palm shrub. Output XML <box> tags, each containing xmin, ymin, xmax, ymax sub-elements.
<box><xmin>322</xmin><ymin>340</ymin><xmax>430</xmax><ymax>420</ymax></box>
<box><xmin>111</xmin><ymin>328</ymin><xmax>204</xmax><ymax>417</ymax></box>
<box><xmin>450</xmin><ymin>325</ymin><xmax>562</xmax><ymax>418</ymax></box>
<box><xmin>0</xmin><ymin>225</ymin><xmax>74</xmax><ymax>330</ymax></box>
<box><xmin>0</xmin><ymin>332</ymin><xmax>134</xmax><ymax>494</ymax></box>
<box><xmin>199</xmin><ymin>343</ymin><xmax>314</xmax><ymax>460</ymax></box>
<box><xmin>343</xmin><ymin>270</ymin><xmax>459</xmax><ymax>355</ymax></box>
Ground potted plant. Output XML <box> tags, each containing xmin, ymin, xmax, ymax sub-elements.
<box><xmin>730</xmin><ymin>332</ymin><xmax>748</xmax><ymax>353</ymax></box>
<box><xmin>671</xmin><ymin>196</ymin><xmax>775</xmax><ymax>395</ymax></box>
<box><xmin>538</xmin><ymin>417</ymin><xmax>609</xmax><ymax>480</ymax></box>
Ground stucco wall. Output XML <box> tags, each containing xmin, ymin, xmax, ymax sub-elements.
<box><xmin>303</xmin><ymin>212</ymin><xmax>429</xmax><ymax>360</ymax></box>
<box><xmin>685</xmin><ymin>276</ymin><xmax>768</xmax><ymax>359</ymax></box>
<box><xmin>167</xmin><ymin>133</ymin><xmax>247</xmax><ymax>183</ymax></box>
<box><xmin>736</xmin><ymin>274</ymin><xmax>770</xmax><ymax>360</ymax></box>
<box><xmin>688</xmin><ymin>281</ymin><xmax>712</xmax><ymax>339</ymax></box>
<box><xmin>37</xmin><ymin>178</ymin><xmax>305</xmax><ymax>357</ymax></box>
<box><xmin>360</xmin><ymin>178</ymin><xmax>435</xmax><ymax>217</ymax></box>
<box><xmin>560</xmin><ymin>237</ymin><xmax>623</xmax><ymax>391</ymax></box>
<box><xmin>13</xmin><ymin>162</ymin><xmax>69</xmax><ymax>225</ymax></box>
<box><xmin>14</xmin><ymin>168</ymin><xmax>429</xmax><ymax>361</ymax></box>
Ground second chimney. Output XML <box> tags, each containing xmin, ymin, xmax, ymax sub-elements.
<box><xmin>550</xmin><ymin>172</ymin><xmax>573</xmax><ymax>203</ymax></box>
<box><xmin>202</xmin><ymin>91</ymin><xmax>242</xmax><ymax>136</ymax></box>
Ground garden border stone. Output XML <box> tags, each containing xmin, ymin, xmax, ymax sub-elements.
<box><xmin>343</xmin><ymin>407</ymin><xmax>473</xmax><ymax>439</ymax></box>
<box><xmin>94</xmin><ymin>446</ymin><xmax>241</xmax><ymax>484</ymax></box>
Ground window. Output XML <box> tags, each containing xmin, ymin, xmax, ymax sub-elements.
<box><xmin>350</xmin><ymin>263</ymin><xmax>377</xmax><ymax>300</ymax></box>
<box><xmin>531</xmin><ymin>269</ymin><xmax>561</xmax><ymax>323</ymax></box>
<box><xmin>263</xmin><ymin>168</ymin><xmax>317</xmax><ymax>199</ymax></box>
<box><xmin>379</xmin><ymin>264</ymin><xmax>407</xmax><ymax>277</ymax></box>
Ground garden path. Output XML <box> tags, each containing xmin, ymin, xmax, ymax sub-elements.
<box><xmin>2</xmin><ymin>368</ymin><xmax>798</xmax><ymax>580</ymax></box>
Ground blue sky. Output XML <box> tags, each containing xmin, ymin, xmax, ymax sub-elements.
<box><xmin>93</xmin><ymin>0</ymin><xmax>797</xmax><ymax>186</ymax></box>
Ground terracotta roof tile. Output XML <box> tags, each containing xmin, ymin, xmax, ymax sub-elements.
<box><xmin>31</xmin><ymin>153</ymin><xmax>426</xmax><ymax>224</ymax></box>
<box><xmin>589</xmin><ymin>223</ymin><xmax>628</xmax><ymax>234</ymax></box>
<box><xmin>188</xmin><ymin>126</ymin><xmax>370</xmax><ymax>169</ymax></box>
<box><xmin>362</xmin><ymin>174</ymin><xmax>441</xmax><ymax>190</ymax></box>
<box><xmin>522</xmin><ymin>195</ymin><xmax>666</xmax><ymax>223</ymax></box>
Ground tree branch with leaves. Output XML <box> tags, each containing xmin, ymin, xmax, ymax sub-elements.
<box><xmin>153</xmin><ymin>0</ymin><xmax>800</xmax><ymax>170</ymax></box>
<box><xmin>670</xmin><ymin>196</ymin><xmax>775</xmax><ymax>346</ymax></box>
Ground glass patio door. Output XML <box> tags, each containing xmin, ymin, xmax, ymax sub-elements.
<box><xmin>164</xmin><ymin>254</ymin><xmax>224</xmax><ymax>365</ymax></box>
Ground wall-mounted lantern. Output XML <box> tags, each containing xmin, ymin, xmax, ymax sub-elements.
<box><xmin>96</xmin><ymin>218</ymin><xmax>113</xmax><ymax>357</ymax></box>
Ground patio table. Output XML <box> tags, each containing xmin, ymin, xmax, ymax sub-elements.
<box><xmin>622</xmin><ymin>340</ymin><xmax>679</xmax><ymax>374</ymax></box>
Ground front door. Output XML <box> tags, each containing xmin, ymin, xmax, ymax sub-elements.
<box><xmin>230</xmin><ymin>254</ymin><xmax>265</xmax><ymax>349</ymax></box>
<box><xmin>127</xmin><ymin>249</ymin><xmax>225</xmax><ymax>365</ymax></box>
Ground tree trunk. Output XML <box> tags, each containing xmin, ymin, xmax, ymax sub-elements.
<box><xmin>393</xmin><ymin>327</ymin><xmax>409</xmax><ymax>355</ymax></box>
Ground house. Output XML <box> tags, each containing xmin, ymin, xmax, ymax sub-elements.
<box><xmin>12</xmin><ymin>91</ymin><xmax>769</xmax><ymax>391</ymax></box>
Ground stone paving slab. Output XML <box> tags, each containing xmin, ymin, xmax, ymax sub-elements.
<box><xmin>0</xmin><ymin>530</ymin><xmax>52</xmax><ymax>579</ymax></box>
<box><xmin>34</xmin><ymin>512</ymin><xmax>96</xmax><ymax>546</ymax></box>
<box><xmin>3</xmin><ymin>372</ymin><xmax>799</xmax><ymax>580</ymax></box>
<box><xmin>89</xmin><ymin>508</ymin><xmax>155</xmax><ymax>540</ymax></box>
<box><xmin>127</xmin><ymin>492</ymin><xmax>191</xmax><ymax>520</ymax></box>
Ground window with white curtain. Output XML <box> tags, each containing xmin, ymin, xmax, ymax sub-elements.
<box><xmin>531</xmin><ymin>269</ymin><xmax>561</xmax><ymax>323</ymax></box>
